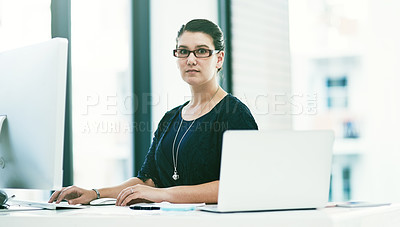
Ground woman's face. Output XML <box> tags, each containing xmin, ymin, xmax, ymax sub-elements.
<box><xmin>176</xmin><ymin>31</ymin><xmax>224</xmax><ymax>87</ymax></box>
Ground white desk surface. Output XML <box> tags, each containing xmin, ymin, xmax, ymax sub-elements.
<box><xmin>1</xmin><ymin>204</ymin><xmax>400</xmax><ymax>227</ymax></box>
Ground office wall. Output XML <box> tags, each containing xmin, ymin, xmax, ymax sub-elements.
<box><xmin>231</xmin><ymin>0</ymin><xmax>292</xmax><ymax>130</ymax></box>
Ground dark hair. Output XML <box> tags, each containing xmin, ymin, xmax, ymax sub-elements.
<box><xmin>176</xmin><ymin>19</ymin><xmax>225</xmax><ymax>51</ymax></box>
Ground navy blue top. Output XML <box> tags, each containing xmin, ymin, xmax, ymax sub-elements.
<box><xmin>137</xmin><ymin>94</ymin><xmax>258</xmax><ymax>188</ymax></box>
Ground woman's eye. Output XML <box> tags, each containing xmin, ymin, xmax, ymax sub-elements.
<box><xmin>197</xmin><ymin>49</ymin><xmax>207</xmax><ymax>54</ymax></box>
<box><xmin>179</xmin><ymin>49</ymin><xmax>188</xmax><ymax>54</ymax></box>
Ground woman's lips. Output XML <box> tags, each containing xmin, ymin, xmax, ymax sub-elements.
<box><xmin>186</xmin><ymin>69</ymin><xmax>200</xmax><ymax>73</ymax></box>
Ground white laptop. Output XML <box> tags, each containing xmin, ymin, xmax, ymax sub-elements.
<box><xmin>200</xmin><ymin>130</ymin><xmax>334</xmax><ymax>213</ymax></box>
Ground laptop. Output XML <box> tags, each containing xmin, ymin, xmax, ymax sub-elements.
<box><xmin>200</xmin><ymin>130</ymin><xmax>334</xmax><ymax>213</ymax></box>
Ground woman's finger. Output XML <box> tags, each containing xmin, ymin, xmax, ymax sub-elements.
<box><xmin>55</xmin><ymin>186</ymin><xmax>75</xmax><ymax>203</ymax></box>
<box><xmin>117</xmin><ymin>187</ymin><xmax>135</xmax><ymax>206</ymax></box>
<box><xmin>121</xmin><ymin>187</ymin><xmax>135</xmax><ymax>205</ymax></box>
<box><xmin>116</xmin><ymin>188</ymin><xmax>126</xmax><ymax>206</ymax></box>
<box><xmin>48</xmin><ymin>187</ymin><xmax>65</xmax><ymax>203</ymax></box>
<box><xmin>116</xmin><ymin>188</ymin><xmax>128</xmax><ymax>206</ymax></box>
<box><xmin>120</xmin><ymin>190</ymin><xmax>138</xmax><ymax>206</ymax></box>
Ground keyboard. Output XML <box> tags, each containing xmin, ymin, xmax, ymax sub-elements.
<box><xmin>8</xmin><ymin>199</ymin><xmax>87</xmax><ymax>210</ymax></box>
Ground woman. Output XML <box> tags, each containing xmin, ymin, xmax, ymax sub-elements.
<box><xmin>49</xmin><ymin>19</ymin><xmax>258</xmax><ymax>206</ymax></box>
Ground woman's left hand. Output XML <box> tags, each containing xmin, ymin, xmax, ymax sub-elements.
<box><xmin>116</xmin><ymin>184</ymin><xmax>168</xmax><ymax>206</ymax></box>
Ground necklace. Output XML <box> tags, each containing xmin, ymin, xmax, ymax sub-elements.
<box><xmin>171</xmin><ymin>86</ymin><xmax>220</xmax><ymax>180</ymax></box>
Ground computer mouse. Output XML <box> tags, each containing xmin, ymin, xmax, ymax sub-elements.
<box><xmin>89</xmin><ymin>198</ymin><xmax>117</xmax><ymax>206</ymax></box>
<box><xmin>0</xmin><ymin>189</ymin><xmax>8</xmax><ymax>206</ymax></box>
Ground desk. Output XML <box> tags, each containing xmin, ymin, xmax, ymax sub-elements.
<box><xmin>1</xmin><ymin>204</ymin><xmax>400</xmax><ymax>227</ymax></box>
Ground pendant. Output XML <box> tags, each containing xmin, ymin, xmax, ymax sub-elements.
<box><xmin>172</xmin><ymin>171</ymin><xmax>179</xmax><ymax>180</ymax></box>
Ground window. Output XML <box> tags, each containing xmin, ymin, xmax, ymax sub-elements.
<box><xmin>289</xmin><ymin>0</ymin><xmax>400</xmax><ymax>202</ymax></box>
<box><xmin>71</xmin><ymin>0</ymin><xmax>132</xmax><ymax>188</ymax></box>
<box><xmin>0</xmin><ymin>0</ymin><xmax>50</xmax><ymax>52</ymax></box>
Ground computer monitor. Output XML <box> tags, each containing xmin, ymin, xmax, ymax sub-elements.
<box><xmin>0</xmin><ymin>38</ymin><xmax>68</xmax><ymax>191</ymax></box>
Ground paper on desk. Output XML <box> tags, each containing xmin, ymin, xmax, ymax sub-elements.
<box><xmin>336</xmin><ymin>201</ymin><xmax>391</xmax><ymax>208</ymax></box>
<box><xmin>133</xmin><ymin>202</ymin><xmax>205</xmax><ymax>211</ymax></box>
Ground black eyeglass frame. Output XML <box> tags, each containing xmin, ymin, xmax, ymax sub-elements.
<box><xmin>173</xmin><ymin>49</ymin><xmax>221</xmax><ymax>58</ymax></box>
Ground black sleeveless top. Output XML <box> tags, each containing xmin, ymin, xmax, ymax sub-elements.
<box><xmin>137</xmin><ymin>94</ymin><xmax>258</xmax><ymax>187</ymax></box>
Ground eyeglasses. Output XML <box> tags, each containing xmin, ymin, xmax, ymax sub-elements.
<box><xmin>173</xmin><ymin>48</ymin><xmax>220</xmax><ymax>58</ymax></box>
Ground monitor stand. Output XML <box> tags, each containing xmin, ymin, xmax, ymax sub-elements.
<box><xmin>0</xmin><ymin>115</ymin><xmax>6</xmax><ymax>136</ymax></box>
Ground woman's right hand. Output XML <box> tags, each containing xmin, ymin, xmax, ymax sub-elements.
<box><xmin>48</xmin><ymin>186</ymin><xmax>97</xmax><ymax>205</ymax></box>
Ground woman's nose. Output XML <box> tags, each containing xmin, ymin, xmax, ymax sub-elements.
<box><xmin>186</xmin><ymin>52</ymin><xmax>197</xmax><ymax>65</ymax></box>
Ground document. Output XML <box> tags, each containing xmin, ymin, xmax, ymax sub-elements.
<box><xmin>130</xmin><ymin>202</ymin><xmax>205</xmax><ymax>211</ymax></box>
<box><xmin>336</xmin><ymin>201</ymin><xmax>391</xmax><ymax>208</ymax></box>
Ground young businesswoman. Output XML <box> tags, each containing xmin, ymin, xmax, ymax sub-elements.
<box><xmin>49</xmin><ymin>19</ymin><xmax>258</xmax><ymax>206</ymax></box>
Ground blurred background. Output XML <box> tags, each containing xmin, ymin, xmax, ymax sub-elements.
<box><xmin>0</xmin><ymin>0</ymin><xmax>399</xmax><ymax>203</ymax></box>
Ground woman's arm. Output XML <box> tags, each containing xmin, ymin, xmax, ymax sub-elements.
<box><xmin>117</xmin><ymin>180</ymin><xmax>219</xmax><ymax>206</ymax></box>
<box><xmin>48</xmin><ymin>177</ymin><xmax>152</xmax><ymax>205</ymax></box>
<box><xmin>166</xmin><ymin>180</ymin><xmax>219</xmax><ymax>203</ymax></box>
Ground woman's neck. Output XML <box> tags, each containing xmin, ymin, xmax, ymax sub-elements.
<box><xmin>189</xmin><ymin>83</ymin><xmax>220</xmax><ymax>107</ymax></box>
<box><xmin>182</xmin><ymin>81</ymin><xmax>227</xmax><ymax>121</ymax></box>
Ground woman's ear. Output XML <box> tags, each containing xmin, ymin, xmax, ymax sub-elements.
<box><xmin>216</xmin><ymin>51</ymin><xmax>225</xmax><ymax>70</ymax></box>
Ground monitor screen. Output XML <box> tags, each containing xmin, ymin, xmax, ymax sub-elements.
<box><xmin>0</xmin><ymin>38</ymin><xmax>68</xmax><ymax>190</ymax></box>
